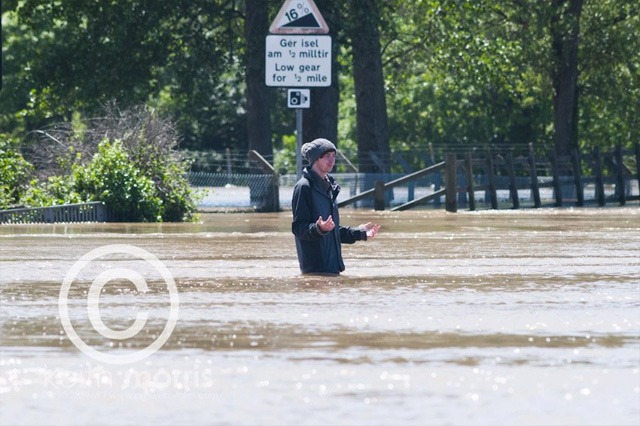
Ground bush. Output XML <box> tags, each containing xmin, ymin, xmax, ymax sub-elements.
<box><xmin>73</xmin><ymin>140</ymin><xmax>163</xmax><ymax>222</ymax></box>
<box><xmin>0</xmin><ymin>138</ymin><xmax>33</xmax><ymax>209</ymax></box>
<box><xmin>19</xmin><ymin>175</ymin><xmax>82</xmax><ymax>207</ymax></box>
<box><xmin>17</xmin><ymin>104</ymin><xmax>199</xmax><ymax>222</ymax></box>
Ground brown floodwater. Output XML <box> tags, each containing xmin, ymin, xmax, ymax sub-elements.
<box><xmin>0</xmin><ymin>208</ymin><xmax>639</xmax><ymax>425</ymax></box>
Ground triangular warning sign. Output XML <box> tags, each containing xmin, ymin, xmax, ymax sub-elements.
<box><xmin>269</xmin><ymin>0</ymin><xmax>329</xmax><ymax>34</ymax></box>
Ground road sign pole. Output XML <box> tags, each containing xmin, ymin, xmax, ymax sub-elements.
<box><xmin>296</xmin><ymin>108</ymin><xmax>303</xmax><ymax>181</ymax></box>
<box><xmin>268</xmin><ymin>0</ymin><xmax>329</xmax><ymax>182</ymax></box>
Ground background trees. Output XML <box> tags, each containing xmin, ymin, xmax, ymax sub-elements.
<box><xmin>0</xmin><ymin>0</ymin><xmax>637</xmax><ymax>173</ymax></box>
<box><xmin>346</xmin><ymin>0</ymin><xmax>391</xmax><ymax>174</ymax></box>
<box><xmin>379</xmin><ymin>0</ymin><xmax>638</xmax><ymax>160</ymax></box>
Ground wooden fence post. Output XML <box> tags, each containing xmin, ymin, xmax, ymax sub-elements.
<box><xmin>571</xmin><ymin>148</ymin><xmax>584</xmax><ymax>206</ymax></box>
<box><xmin>394</xmin><ymin>152</ymin><xmax>415</xmax><ymax>202</ymax></box>
<box><xmin>445</xmin><ymin>153</ymin><xmax>458</xmax><ymax>213</ymax></box>
<box><xmin>528</xmin><ymin>145</ymin><xmax>541</xmax><ymax>208</ymax></box>
<box><xmin>485</xmin><ymin>149</ymin><xmax>498</xmax><ymax>209</ymax></box>
<box><xmin>429</xmin><ymin>143</ymin><xmax>442</xmax><ymax>206</ymax></box>
<box><xmin>593</xmin><ymin>147</ymin><xmax>605</xmax><ymax>206</ymax></box>
<box><xmin>248</xmin><ymin>150</ymin><xmax>280</xmax><ymax>212</ymax></box>
<box><xmin>374</xmin><ymin>181</ymin><xmax>386</xmax><ymax>211</ymax></box>
<box><xmin>550</xmin><ymin>150</ymin><xmax>563</xmax><ymax>207</ymax></box>
<box><xmin>506</xmin><ymin>151</ymin><xmax>519</xmax><ymax>209</ymax></box>
<box><xmin>615</xmin><ymin>144</ymin><xmax>626</xmax><ymax>206</ymax></box>
<box><xmin>635</xmin><ymin>143</ymin><xmax>640</xmax><ymax>193</ymax></box>
<box><xmin>464</xmin><ymin>153</ymin><xmax>475</xmax><ymax>211</ymax></box>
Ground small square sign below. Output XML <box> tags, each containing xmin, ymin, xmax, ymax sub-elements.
<box><xmin>288</xmin><ymin>89</ymin><xmax>310</xmax><ymax>108</ymax></box>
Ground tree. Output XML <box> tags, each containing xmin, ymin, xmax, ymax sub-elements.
<box><xmin>376</xmin><ymin>0</ymin><xmax>552</xmax><ymax>161</ymax></box>
<box><xmin>377</xmin><ymin>0</ymin><xmax>638</xmax><ymax>160</ymax></box>
<box><xmin>302</xmin><ymin>0</ymin><xmax>343</xmax><ymax>146</ymax></box>
<box><xmin>244</xmin><ymin>0</ymin><xmax>277</xmax><ymax>211</ymax></box>
<box><xmin>578</xmin><ymin>0</ymin><xmax>640</xmax><ymax>149</ymax></box>
<box><xmin>245</xmin><ymin>0</ymin><xmax>272</xmax><ymax>157</ymax></box>
<box><xmin>17</xmin><ymin>104</ymin><xmax>198</xmax><ymax>221</ymax></box>
<box><xmin>2</xmin><ymin>0</ymin><xmax>638</xmax><ymax>169</ymax></box>
<box><xmin>550</xmin><ymin>0</ymin><xmax>583</xmax><ymax>157</ymax></box>
<box><xmin>1</xmin><ymin>0</ymin><xmax>246</xmax><ymax>150</ymax></box>
<box><xmin>346</xmin><ymin>0</ymin><xmax>391</xmax><ymax>174</ymax></box>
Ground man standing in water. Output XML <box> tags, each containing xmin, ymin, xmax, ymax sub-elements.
<box><xmin>292</xmin><ymin>138</ymin><xmax>380</xmax><ymax>274</ymax></box>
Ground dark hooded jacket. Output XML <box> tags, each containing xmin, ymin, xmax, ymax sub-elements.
<box><xmin>292</xmin><ymin>168</ymin><xmax>366</xmax><ymax>274</ymax></box>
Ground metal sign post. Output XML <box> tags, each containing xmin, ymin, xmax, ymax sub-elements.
<box><xmin>267</xmin><ymin>0</ymin><xmax>330</xmax><ymax>182</ymax></box>
<box><xmin>296</xmin><ymin>109</ymin><xmax>303</xmax><ymax>181</ymax></box>
<box><xmin>287</xmin><ymin>89</ymin><xmax>310</xmax><ymax>181</ymax></box>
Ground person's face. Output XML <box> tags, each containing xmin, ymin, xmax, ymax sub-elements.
<box><xmin>315</xmin><ymin>150</ymin><xmax>336</xmax><ymax>175</ymax></box>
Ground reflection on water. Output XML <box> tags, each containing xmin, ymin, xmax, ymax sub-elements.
<box><xmin>1</xmin><ymin>208</ymin><xmax>639</xmax><ymax>425</ymax></box>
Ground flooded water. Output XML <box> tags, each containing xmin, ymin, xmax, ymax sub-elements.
<box><xmin>0</xmin><ymin>208</ymin><xmax>639</xmax><ymax>425</ymax></box>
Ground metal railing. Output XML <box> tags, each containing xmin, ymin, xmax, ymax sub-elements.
<box><xmin>0</xmin><ymin>202</ymin><xmax>110</xmax><ymax>224</ymax></box>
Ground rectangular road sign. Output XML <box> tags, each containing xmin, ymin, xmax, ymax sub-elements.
<box><xmin>265</xmin><ymin>35</ymin><xmax>331</xmax><ymax>87</ymax></box>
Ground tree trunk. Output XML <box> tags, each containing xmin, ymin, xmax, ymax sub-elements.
<box><xmin>346</xmin><ymin>0</ymin><xmax>390</xmax><ymax>174</ymax></box>
<box><xmin>245</xmin><ymin>0</ymin><xmax>272</xmax><ymax>157</ymax></box>
<box><xmin>245</xmin><ymin>0</ymin><xmax>274</xmax><ymax>210</ymax></box>
<box><xmin>302</xmin><ymin>0</ymin><xmax>340</xmax><ymax>146</ymax></box>
<box><xmin>550</xmin><ymin>0</ymin><xmax>583</xmax><ymax>158</ymax></box>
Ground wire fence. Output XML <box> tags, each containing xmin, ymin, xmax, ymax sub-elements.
<box><xmin>183</xmin><ymin>144</ymin><xmax>533</xmax><ymax>175</ymax></box>
<box><xmin>186</xmin><ymin>146</ymin><xmax>639</xmax><ymax>210</ymax></box>
<box><xmin>191</xmin><ymin>170</ymin><xmax>637</xmax><ymax>211</ymax></box>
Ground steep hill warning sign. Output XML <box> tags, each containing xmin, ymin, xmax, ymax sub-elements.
<box><xmin>269</xmin><ymin>0</ymin><xmax>329</xmax><ymax>34</ymax></box>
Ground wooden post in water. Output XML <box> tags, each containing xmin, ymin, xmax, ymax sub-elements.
<box><xmin>635</xmin><ymin>143</ymin><xmax>640</xmax><ymax>193</ymax></box>
<box><xmin>550</xmin><ymin>150</ymin><xmax>563</xmax><ymax>207</ymax></box>
<box><xmin>394</xmin><ymin>152</ymin><xmax>415</xmax><ymax>202</ymax></box>
<box><xmin>464</xmin><ymin>153</ymin><xmax>475</xmax><ymax>211</ymax></box>
<box><xmin>248</xmin><ymin>150</ymin><xmax>280</xmax><ymax>212</ymax></box>
<box><xmin>528</xmin><ymin>145</ymin><xmax>541</xmax><ymax>208</ymax></box>
<box><xmin>593</xmin><ymin>147</ymin><xmax>605</xmax><ymax>206</ymax></box>
<box><xmin>429</xmin><ymin>143</ymin><xmax>441</xmax><ymax>206</ymax></box>
<box><xmin>571</xmin><ymin>148</ymin><xmax>584</xmax><ymax>206</ymax></box>
<box><xmin>485</xmin><ymin>149</ymin><xmax>498</xmax><ymax>209</ymax></box>
<box><xmin>506</xmin><ymin>151</ymin><xmax>519</xmax><ymax>209</ymax></box>
<box><xmin>374</xmin><ymin>180</ymin><xmax>386</xmax><ymax>211</ymax></box>
<box><xmin>445</xmin><ymin>153</ymin><xmax>458</xmax><ymax>212</ymax></box>
<box><xmin>615</xmin><ymin>144</ymin><xmax>626</xmax><ymax>206</ymax></box>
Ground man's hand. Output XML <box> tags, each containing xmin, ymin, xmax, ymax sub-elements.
<box><xmin>359</xmin><ymin>222</ymin><xmax>381</xmax><ymax>239</ymax></box>
<box><xmin>317</xmin><ymin>215</ymin><xmax>335</xmax><ymax>232</ymax></box>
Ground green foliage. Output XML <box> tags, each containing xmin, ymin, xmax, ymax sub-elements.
<box><xmin>126</xmin><ymin>138</ymin><xmax>198</xmax><ymax>222</ymax></box>
<box><xmin>0</xmin><ymin>138</ymin><xmax>33</xmax><ymax>208</ymax></box>
<box><xmin>578</xmin><ymin>0</ymin><xmax>640</xmax><ymax>148</ymax></box>
<box><xmin>72</xmin><ymin>140</ymin><xmax>162</xmax><ymax>222</ymax></box>
<box><xmin>1</xmin><ymin>0</ymin><xmax>247</xmax><ymax>148</ymax></box>
<box><xmin>16</xmin><ymin>137</ymin><xmax>198</xmax><ymax>222</ymax></box>
<box><xmin>6</xmin><ymin>104</ymin><xmax>199</xmax><ymax>222</ymax></box>
<box><xmin>379</xmin><ymin>1</ymin><xmax>551</xmax><ymax>152</ymax></box>
<box><xmin>273</xmin><ymin>134</ymin><xmax>297</xmax><ymax>176</ymax></box>
<box><xmin>18</xmin><ymin>175</ymin><xmax>83</xmax><ymax>208</ymax></box>
<box><xmin>1</xmin><ymin>0</ymin><xmax>638</xmax><ymax>165</ymax></box>
<box><xmin>374</xmin><ymin>0</ymin><xmax>639</xmax><ymax>155</ymax></box>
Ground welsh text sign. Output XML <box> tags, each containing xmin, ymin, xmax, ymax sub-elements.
<box><xmin>265</xmin><ymin>35</ymin><xmax>332</xmax><ymax>87</ymax></box>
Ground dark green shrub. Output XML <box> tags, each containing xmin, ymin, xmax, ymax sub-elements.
<box><xmin>73</xmin><ymin>140</ymin><xmax>163</xmax><ymax>222</ymax></box>
<box><xmin>17</xmin><ymin>104</ymin><xmax>199</xmax><ymax>222</ymax></box>
<box><xmin>0</xmin><ymin>138</ymin><xmax>33</xmax><ymax>209</ymax></box>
